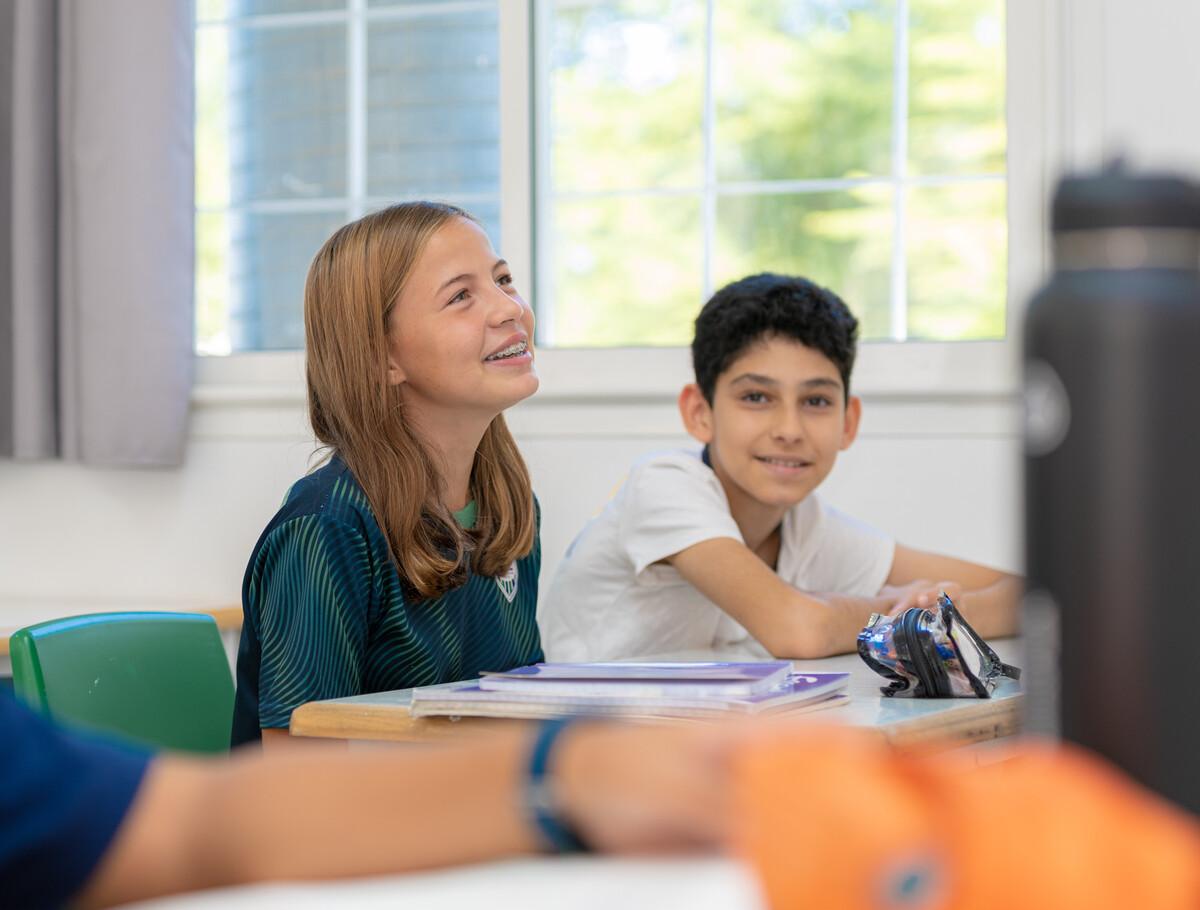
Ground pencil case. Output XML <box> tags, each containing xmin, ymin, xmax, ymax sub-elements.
<box><xmin>856</xmin><ymin>593</ymin><xmax>1021</xmax><ymax>698</ymax></box>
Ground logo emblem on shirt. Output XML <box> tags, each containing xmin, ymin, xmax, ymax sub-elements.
<box><xmin>496</xmin><ymin>562</ymin><xmax>519</xmax><ymax>603</ymax></box>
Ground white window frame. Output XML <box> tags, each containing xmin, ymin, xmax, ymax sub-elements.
<box><xmin>195</xmin><ymin>0</ymin><xmax>507</xmax><ymax>355</ymax></box>
<box><xmin>195</xmin><ymin>0</ymin><xmax>1054</xmax><ymax>406</ymax></box>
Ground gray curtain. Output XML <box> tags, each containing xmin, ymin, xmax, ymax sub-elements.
<box><xmin>0</xmin><ymin>0</ymin><xmax>194</xmax><ymax>466</ymax></box>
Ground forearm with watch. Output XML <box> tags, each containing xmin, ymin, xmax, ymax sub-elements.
<box><xmin>82</xmin><ymin>721</ymin><xmax>589</xmax><ymax>907</ymax></box>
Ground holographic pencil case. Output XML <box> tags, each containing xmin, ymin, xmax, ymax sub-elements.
<box><xmin>856</xmin><ymin>593</ymin><xmax>1021</xmax><ymax>698</ymax></box>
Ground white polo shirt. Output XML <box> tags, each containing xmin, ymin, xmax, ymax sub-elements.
<box><xmin>539</xmin><ymin>449</ymin><xmax>895</xmax><ymax>661</ymax></box>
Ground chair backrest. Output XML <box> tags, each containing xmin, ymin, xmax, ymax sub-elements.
<box><xmin>9</xmin><ymin>611</ymin><xmax>235</xmax><ymax>754</ymax></box>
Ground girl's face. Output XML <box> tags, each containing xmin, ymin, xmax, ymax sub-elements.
<box><xmin>386</xmin><ymin>217</ymin><xmax>538</xmax><ymax>419</ymax></box>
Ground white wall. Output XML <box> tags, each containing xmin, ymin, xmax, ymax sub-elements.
<box><xmin>526</xmin><ymin>400</ymin><xmax>1023</xmax><ymax>574</ymax></box>
<box><xmin>1052</xmin><ymin>0</ymin><xmax>1200</xmax><ymax>176</ymax></box>
<box><xmin>3</xmin><ymin>0</ymin><xmax>1196</xmax><ymax>630</ymax></box>
<box><xmin>0</xmin><ymin>363</ymin><xmax>1021</xmax><ymax>628</ymax></box>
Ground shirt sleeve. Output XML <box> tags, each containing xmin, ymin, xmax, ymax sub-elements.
<box><xmin>0</xmin><ymin>694</ymin><xmax>151</xmax><ymax>908</ymax></box>
<box><xmin>247</xmin><ymin>514</ymin><xmax>376</xmax><ymax>729</ymax></box>
<box><xmin>802</xmin><ymin>501</ymin><xmax>896</xmax><ymax>597</ymax></box>
<box><xmin>616</xmin><ymin>455</ymin><xmax>744</xmax><ymax>577</ymax></box>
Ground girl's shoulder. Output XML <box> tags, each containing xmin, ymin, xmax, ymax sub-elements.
<box><xmin>262</xmin><ymin>456</ymin><xmax>383</xmax><ymax>551</ymax></box>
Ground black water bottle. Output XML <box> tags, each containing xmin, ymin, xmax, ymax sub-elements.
<box><xmin>1024</xmin><ymin>168</ymin><xmax>1200</xmax><ymax>815</ymax></box>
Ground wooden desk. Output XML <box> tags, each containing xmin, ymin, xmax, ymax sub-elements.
<box><xmin>0</xmin><ymin>605</ymin><xmax>243</xmax><ymax>659</ymax></box>
<box><xmin>290</xmin><ymin>640</ymin><xmax>1024</xmax><ymax>751</ymax></box>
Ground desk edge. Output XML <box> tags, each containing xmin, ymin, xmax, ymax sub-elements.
<box><xmin>290</xmin><ymin>692</ymin><xmax>1025</xmax><ymax>750</ymax></box>
<box><xmin>1</xmin><ymin>605</ymin><xmax>243</xmax><ymax>658</ymax></box>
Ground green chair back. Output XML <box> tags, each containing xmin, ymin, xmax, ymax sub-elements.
<box><xmin>9</xmin><ymin>611</ymin><xmax>235</xmax><ymax>754</ymax></box>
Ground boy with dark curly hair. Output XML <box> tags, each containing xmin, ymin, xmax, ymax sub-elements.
<box><xmin>541</xmin><ymin>273</ymin><xmax>1019</xmax><ymax>660</ymax></box>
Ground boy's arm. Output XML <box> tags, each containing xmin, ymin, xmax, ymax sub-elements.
<box><xmin>669</xmin><ymin>538</ymin><xmax>904</xmax><ymax>658</ymax></box>
<box><xmin>885</xmin><ymin>544</ymin><xmax>1022</xmax><ymax>639</ymax></box>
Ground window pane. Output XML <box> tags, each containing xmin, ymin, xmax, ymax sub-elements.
<box><xmin>906</xmin><ymin>181</ymin><xmax>1006</xmax><ymax>339</ymax></box>
<box><xmin>366</xmin><ymin>8</ymin><xmax>500</xmax><ymax>197</ymax></box>
<box><xmin>550</xmin><ymin>0</ymin><xmax>704</xmax><ymax>192</ymax></box>
<box><xmin>714</xmin><ymin>188</ymin><xmax>894</xmax><ymax>339</ymax></box>
<box><xmin>908</xmin><ymin>0</ymin><xmax>1005</xmax><ymax>175</ymax></box>
<box><xmin>196</xmin><ymin>212</ymin><xmax>232</xmax><ymax>355</ymax></box>
<box><xmin>715</xmin><ymin>0</ymin><xmax>895</xmax><ymax>182</ymax></box>
<box><xmin>226</xmin><ymin>0</ymin><xmax>345</xmax><ymax>16</ymax></box>
<box><xmin>196</xmin><ymin>26</ymin><xmax>230</xmax><ymax>209</ymax></box>
<box><xmin>197</xmin><ymin>0</ymin><xmax>230</xmax><ymax>23</ymax></box>
<box><xmin>228</xmin><ymin>25</ymin><xmax>347</xmax><ymax>202</ymax></box>
<box><xmin>228</xmin><ymin>211</ymin><xmax>349</xmax><ymax>351</ymax></box>
<box><xmin>548</xmin><ymin>195</ymin><xmax>702</xmax><ymax>347</ymax></box>
<box><xmin>368</xmin><ymin>0</ymin><xmax>488</xmax><ymax>6</ymax></box>
<box><xmin>196</xmin><ymin>2</ymin><xmax>505</xmax><ymax>353</ymax></box>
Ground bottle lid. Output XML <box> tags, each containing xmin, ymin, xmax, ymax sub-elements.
<box><xmin>1052</xmin><ymin>166</ymin><xmax>1200</xmax><ymax>233</ymax></box>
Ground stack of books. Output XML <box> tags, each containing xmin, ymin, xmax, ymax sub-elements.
<box><xmin>409</xmin><ymin>660</ymin><xmax>849</xmax><ymax>721</ymax></box>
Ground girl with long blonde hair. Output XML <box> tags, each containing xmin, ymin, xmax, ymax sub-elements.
<box><xmin>232</xmin><ymin>202</ymin><xmax>542</xmax><ymax>746</ymax></box>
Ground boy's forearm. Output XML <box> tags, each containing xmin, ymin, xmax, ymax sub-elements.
<box><xmin>780</xmin><ymin>592</ymin><xmax>893</xmax><ymax>659</ymax></box>
<box><xmin>780</xmin><ymin>577</ymin><xmax>1020</xmax><ymax>660</ymax></box>
<box><xmin>820</xmin><ymin>592</ymin><xmax>898</xmax><ymax>655</ymax></box>
<box><xmin>957</xmin><ymin>576</ymin><xmax>1022</xmax><ymax>639</ymax></box>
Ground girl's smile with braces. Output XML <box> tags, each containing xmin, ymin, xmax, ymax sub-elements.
<box><xmin>485</xmin><ymin>339</ymin><xmax>529</xmax><ymax>361</ymax></box>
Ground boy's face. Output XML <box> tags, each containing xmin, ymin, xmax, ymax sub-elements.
<box><xmin>680</xmin><ymin>335</ymin><xmax>861</xmax><ymax>512</ymax></box>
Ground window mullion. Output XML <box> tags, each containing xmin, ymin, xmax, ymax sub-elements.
<box><xmin>701</xmin><ymin>0</ymin><xmax>716</xmax><ymax>301</ymax></box>
<box><xmin>890</xmin><ymin>0</ymin><xmax>911</xmax><ymax>342</ymax></box>
<box><xmin>499</xmin><ymin>0</ymin><xmax>534</xmax><ymax>308</ymax></box>
<box><xmin>347</xmin><ymin>0</ymin><xmax>367</xmax><ymax>220</ymax></box>
<box><xmin>531</xmin><ymin>0</ymin><xmax>555</xmax><ymax>345</ymax></box>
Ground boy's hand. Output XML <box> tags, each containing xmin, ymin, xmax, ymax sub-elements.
<box><xmin>881</xmin><ymin>579</ymin><xmax>963</xmax><ymax>616</ymax></box>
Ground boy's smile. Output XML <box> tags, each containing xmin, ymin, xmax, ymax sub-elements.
<box><xmin>680</xmin><ymin>335</ymin><xmax>861</xmax><ymax>541</ymax></box>
<box><xmin>754</xmin><ymin>454</ymin><xmax>814</xmax><ymax>475</ymax></box>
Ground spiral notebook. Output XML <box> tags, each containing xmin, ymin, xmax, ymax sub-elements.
<box><xmin>477</xmin><ymin>660</ymin><xmax>793</xmax><ymax>698</ymax></box>
<box><xmin>410</xmin><ymin>670</ymin><xmax>850</xmax><ymax>721</ymax></box>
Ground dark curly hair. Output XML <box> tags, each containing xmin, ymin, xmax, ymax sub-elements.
<box><xmin>691</xmin><ymin>273</ymin><xmax>859</xmax><ymax>403</ymax></box>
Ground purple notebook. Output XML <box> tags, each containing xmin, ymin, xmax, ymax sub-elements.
<box><xmin>412</xmin><ymin>672</ymin><xmax>850</xmax><ymax>719</ymax></box>
<box><xmin>478</xmin><ymin>660</ymin><xmax>792</xmax><ymax>698</ymax></box>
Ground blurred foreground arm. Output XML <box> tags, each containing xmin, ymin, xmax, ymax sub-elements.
<box><xmin>80</xmin><ymin>723</ymin><xmax>733</xmax><ymax>908</ymax></box>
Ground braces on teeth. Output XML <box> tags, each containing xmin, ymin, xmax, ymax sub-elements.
<box><xmin>486</xmin><ymin>341</ymin><xmax>527</xmax><ymax>361</ymax></box>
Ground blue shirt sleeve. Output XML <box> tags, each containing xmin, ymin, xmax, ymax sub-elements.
<box><xmin>0</xmin><ymin>694</ymin><xmax>151</xmax><ymax>908</ymax></box>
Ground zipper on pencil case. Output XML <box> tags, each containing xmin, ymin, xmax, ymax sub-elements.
<box><xmin>899</xmin><ymin>609</ymin><xmax>950</xmax><ymax>697</ymax></box>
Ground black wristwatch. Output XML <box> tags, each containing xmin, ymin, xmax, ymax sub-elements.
<box><xmin>525</xmin><ymin>716</ymin><xmax>589</xmax><ymax>853</ymax></box>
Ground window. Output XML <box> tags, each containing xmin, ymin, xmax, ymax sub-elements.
<box><xmin>536</xmin><ymin>0</ymin><xmax>1006</xmax><ymax>346</ymax></box>
<box><xmin>195</xmin><ymin>0</ymin><xmax>503</xmax><ymax>354</ymax></box>
<box><xmin>195</xmin><ymin>0</ymin><xmax>1006</xmax><ymax>355</ymax></box>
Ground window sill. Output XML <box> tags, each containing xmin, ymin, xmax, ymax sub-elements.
<box><xmin>192</xmin><ymin>340</ymin><xmax>1019</xmax><ymax>409</ymax></box>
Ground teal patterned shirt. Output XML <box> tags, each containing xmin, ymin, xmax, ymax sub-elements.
<box><xmin>231</xmin><ymin>455</ymin><xmax>542</xmax><ymax>745</ymax></box>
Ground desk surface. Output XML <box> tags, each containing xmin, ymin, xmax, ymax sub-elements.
<box><xmin>125</xmin><ymin>857</ymin><xmax>765</xmax><ymax>910</ymax></box>
<box><xmin>290</xmin><ymin>640</ymin><xmax>1024</xmax><ymax>750</ymax></box>
<box><xmin>0</xmin><ymin>605</ymin><xmax>242</xmax><ymax>659</ymax></box>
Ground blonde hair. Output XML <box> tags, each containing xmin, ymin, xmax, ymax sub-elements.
<box><xmin>304</xmin><ymin>202</ymin><xmax>536</xmax><ymax>599</ymax></box>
